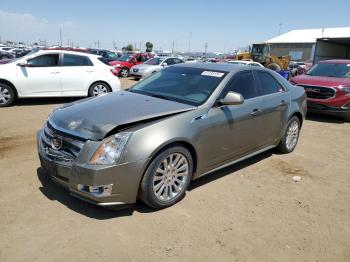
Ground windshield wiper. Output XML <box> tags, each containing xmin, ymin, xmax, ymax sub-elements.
<box><xmin>149</xmin><ymin>93</ymin><xmax>172</xmax><ymax>101</ymax></box>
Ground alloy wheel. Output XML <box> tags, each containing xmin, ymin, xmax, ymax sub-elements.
<box><xmin>0</xmin><ymin>86</ymin><xmax>11</xmax><ymax>105</ymax></box>
<box><xmin>286</xmin><ymin>120</ymin><xmax>299</xmax><ymax>150</ymax></box>
<box><xmin>152</xmin><ymin>153</ymin><xmax>189</xmax><ymax>202</ymax></box>
<box><xmin>120</xmin><ymin>68</ymin><xmax>129</xmax><ymax>77</ymax></box>
<box><xmin>92</xmin><ymin>84</ymin><xmax>108</xmax><ymax>96</ymax></box>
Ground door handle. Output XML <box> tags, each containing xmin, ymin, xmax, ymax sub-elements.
<box><xmin>86</xmin><ymin>70</ymin><xmax>94</xmax><ymax>73</ymax></box>
<box><xmin>250</xmin><ymin>108</ymin><xmax>262</xmax><ymax>116</ymax></box>
<box><xmin>279</xmin><ymin>100</ymin><xmax>287</xmax><ymax>106</ymax></box>
<box><xmin>51</xmin><ymin>71</ymin><xmax>59</xmax><ymax>74</ymax></box>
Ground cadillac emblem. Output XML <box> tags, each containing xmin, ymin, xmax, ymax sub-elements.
<box><xmin>51</xmin><ymin>136</ymin><xmax>63</xmax><ymax>150</ymax></box>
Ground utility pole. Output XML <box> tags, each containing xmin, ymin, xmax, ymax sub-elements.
<box><xmin>59</xmin><ymin>28</ymin><xmax>62</xmax><ymax>46</ymax></box>
<box><xmin>172</xmin><ymin>40</ymin><xmax>175</xmax><ymax>54</ymax></box>
<box><xmin>204</xmin><ymin>41</ymin><xmax>208</xmax><ymax>55</ymax></box>
<box><xmin>278</xmin><ymin>23</ymin><xmax>283</xmax><ymax>36</ymax></box>
<box><xmin>188</xmin><ymin>32</ymin><xmax>192</xmax><ymax>53</ymax></box>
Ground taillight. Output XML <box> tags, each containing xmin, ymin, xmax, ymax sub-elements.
<box><xmin>110</xmin><ymin>68</ymin><xmax>118</xmax><ymax>76</ymax></box>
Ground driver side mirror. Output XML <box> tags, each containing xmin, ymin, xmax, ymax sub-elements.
<box><xmin>17</xmin><ymin>60</ymin><xmax>28</xmax><ymax>67</ymax></box>
<box><xmin>162</xmin><ymin>62</ymin><xmax>168</xmax><ymax>67</ymax></box>
<box><xmin>217</xmin><ymin>91</ymin><xmax>244</xmax><ymax>106</ymax></box>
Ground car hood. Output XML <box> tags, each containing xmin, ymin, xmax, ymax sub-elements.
<box><xmin>49</xmin><ymin>91</ymin><xmax>196</xmax><ymax>140</ymax></box>
<box><xmin>291</xmin><ymin>74</ymin><xmax>350</xmax><ymax>87</ymax></box>
<box><xmin>132</xmin><ymin>64</ymin><xmax>159</xmax><ymax>70</ymax></box>
<box><xmin>109</xmin><ymin>60</ymin><xmax>131</xmax><ymax>66</ymax></box>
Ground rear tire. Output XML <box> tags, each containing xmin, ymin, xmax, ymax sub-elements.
<box><xmin>276</xmin><ymin>116</ymin><xmax>301</xmax><ymax>154</ymax></box>
<box><xmin>344</xmin><ymin>116</ymin><xmax>350</xmax><ymax>123</ymax></box>
<box><xmin>0</xmin><ymin>83</ymin><xmax>15</xmax><ymax>107</ymax></box>
<box><xmin>88</xmin><ymin>82</ymin><xmax>111</xmax><ymax>97</ymax></box>
<box><xmin>139</xmin><ymin>146</ymin><xmax>193</xmax><ymax>209</ymax></box>
<box><xmin>119</xmin><ymin>67</ymin><xmax>129</xmax><ymax>78</ymax></box>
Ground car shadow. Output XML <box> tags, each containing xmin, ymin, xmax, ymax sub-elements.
<box><xmin>37</xmin><ymin>167</ymin><xmax>155</xmax><ymax>219</ymax></box>
<box><xmin>14</xmin><ymin>97</ymin><xmax>82</xmax><ymax>106</ymax></box>
<box><xmin>189</xmin><ymin>150</ymin><xmax>273</xmax><ymax>191</ymax></box>
<box><xmin>306</xmin><ymin>113</ymin><xmax>347</xmax><ymax>124</ymax></box>
<box><xmin>37</xmin><ymin>150</ymin><xmax>273</xmax><ymax>219</ymax></box>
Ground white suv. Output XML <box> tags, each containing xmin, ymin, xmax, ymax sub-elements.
<box><xmin>0</xmin><ymin>50</ymin><xmax>121</xmax><ymax>107</ymax></box>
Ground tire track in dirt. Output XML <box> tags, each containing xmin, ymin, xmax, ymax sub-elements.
<box><xmin>0</xmin><ymin>135</ymin><xmax>36</xmax><ymax>159</ymax></box>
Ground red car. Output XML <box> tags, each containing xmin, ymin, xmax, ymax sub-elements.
<box><xmin>109</xmin><ymin>53</ymin><xmax>153</xmax><ymax>77</ymax></box>
<box><xmin>291</xmin><ymin>60</ymin><xmax>350</xmax><ymax>121</ymax></box>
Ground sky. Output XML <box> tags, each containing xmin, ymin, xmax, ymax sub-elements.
<box><xmin>0</xmin><ymin>0</ymin><xmax>349</xmax><ymax>52</ymax></box>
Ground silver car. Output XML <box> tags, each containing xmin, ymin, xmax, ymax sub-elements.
<box><xmin>37</xmin><ymin>63</ymin><xmax>306</xmax><ymax>209</ymax></box>
<box><xmin>130</xmin><ymin>57</ymin><xmax>184</xmax><ymax>79</ymax></box>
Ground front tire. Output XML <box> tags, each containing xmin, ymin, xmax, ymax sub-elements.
<box><xmin>0</xmin><ymin>83</ymin><xmax>15</xmax><ymax>107</ymax></box>
<box><xmin>88</xmin><ymin>82</ymin><xmax>110</xmax><ymax>97</ymax></box>
<box><xmin>277</xmin><ymin>116</ymin><xmax>301</xmax><ymax>153</ymax></box>
<box><xmin>139</xmin><ymin>146</ymin><xmax>193</xmax><ymax>209</ymax></box>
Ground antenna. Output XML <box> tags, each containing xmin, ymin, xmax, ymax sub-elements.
<box><xmin>59</xmin><ymin>28</ymin><xmax>62</xmax><ymax>46</ymax></box>
<box><xmin>278</xmin><ymin>23</ymin><xmax>283</xmax><ymax>36</ymax></box>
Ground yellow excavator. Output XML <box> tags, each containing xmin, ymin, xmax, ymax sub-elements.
<box><xmin>236</xmin><ymin>43</ymin><xmax>290</xmax><ymax>71</ymax></box>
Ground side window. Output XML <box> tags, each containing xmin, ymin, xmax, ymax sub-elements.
<box><xmin>220</xmin><ymin>71</ymin><xmax>257</xmax><ymax>100</ymax></box>
<box><xmin>129</xmin><ymin>58</ymin><xmax>136</xmax><ymax>63</ymax></box>
<box><xmin>256</xmin><ymin>71</ymin><xmax>285</xmax><ymax>95</ymax></box>
<box><xmin>165</xmin><ymin>58</ymin><xmax>175</xmax><ymax>65</ymax></box>
<box><xmin>140</xmin><ymin>55</ymin><xmax>148</xmax><ymax>62</ymax></box>
<box><xmin>62</xmin><ymin>54</ymin><xmax>93</xmax><ymax>66</ymax></box>
<box><xmin>174</xmin><ymin>58</ymin><xmax>183</xmax><ymax>64</ymax></box>
<box><xmin>27</xmin><ymin>54</ymin><xmax>59</xmax><ymax>67</ymax></box>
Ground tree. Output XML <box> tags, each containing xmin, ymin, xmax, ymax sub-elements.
<box><xmin>122</xmin><ymin>44</ymin><xmax>133</xmax><ymax>51</ymax></box>
<box><xmin>145</xmin><ymin>42</ymin><xmax>153</xmax><ymax>52</ymax></box>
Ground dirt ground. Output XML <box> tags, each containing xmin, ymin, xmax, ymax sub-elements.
<box><xmin>0</xmin><ymin>77</ymin><xmax>349</xmax><ymax>262</ymax></box>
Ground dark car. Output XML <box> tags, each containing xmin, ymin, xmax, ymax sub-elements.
<box><xmin>37</xmin><ymin>63</ymin><xmax>306</xmax><ymax>209</ymax></box>
<box><xmin>0</xmin><ymin>50</ymin><xmax>14</xmax><ymax>60</ymax></box>
<box><xmin>291</xmin><ymin>60</ymin><xmax>350</xmax><ymax>121</ymax></box>
<box><xmin>88</xmin><ymin>49</ymin><xmax>121</xmax><ymax>62</ymax></box>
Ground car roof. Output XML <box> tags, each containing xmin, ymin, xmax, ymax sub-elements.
<box><xmin>319</xmin><ymin>59</ymin><xmax>350</xmax><ymax>64</ymax></box>
<box><xmin>36</xmin><ymin>49</ymin><xmax>100</xmax><ymax>58</ymax></box>
<box><xmin>173</xmin><ymin>62</ymin><xmax>248</xmax><ymax>72</ymax></box>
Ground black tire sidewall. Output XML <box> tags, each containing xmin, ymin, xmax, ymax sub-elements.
<box><xmin>140</xmin><ymin>146</ymin><xmax>193</xmax><ymax>209</ymax></box>
<box><xmin>0</xmin><ymin>84</ymin><xmax>15</xmax><ymax>107</ymax></box>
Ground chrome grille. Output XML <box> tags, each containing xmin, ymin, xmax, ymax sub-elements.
<box><xmin>298</xmin><ymin>85</ymin><xmax>336</xmax><ymax>99</ymax></box>
<box><xmin>41</xmin><ymin>121</ymin><xmax>85</xmax><ymax>163</ymax></box>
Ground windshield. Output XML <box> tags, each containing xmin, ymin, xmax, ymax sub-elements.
<box><xmin>129</xmin><ymin>67</ymin><xmax>227</xmax><ymax>106</ymax></box>
<box><xmin>145</xmin><ymin>57</ymin><xmax>164</xmax><ymax>65</ymax></box>
<box><xmin>117</xmin><ymin>54</ymin><xmax>132</xmax><ymax>62</ymax></box>
<box><xmin>306</xmin><ymin>63</ymin><xmax>350</xmax><ymax>78</ymax></box>
<box><xmin>106</xmin><ymin>51</ymin><xmax>119</xmax><ymax>59</ymax></box>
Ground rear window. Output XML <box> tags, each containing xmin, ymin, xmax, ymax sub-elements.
<box><xmin>62</xmin><ymin>54</ymin><xmax>93</xmax><ymax>66</ymax></box>
<box><xmin>97</xmin><ymin>57</ymin><xmax>110</xmax><ymax>65</ymax></box>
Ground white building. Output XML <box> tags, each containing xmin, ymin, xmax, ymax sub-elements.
<box><xmin>264</xmin><ymin>27</ymin><xmax>350</xmax><ymax>61</ymax></box>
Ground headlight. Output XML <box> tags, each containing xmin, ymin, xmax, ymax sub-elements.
<box><xmin>339</xmin><ymin>86</ymin><xmax>350</xmax><ymax>96</ymax></box>
<box><xmin>90</xmin><ymin>132</ymin><xmax>131</xmax><ymax>165</ymax></box>
<box><xmin>114</xmin><ymin>64</ymin><xmax>121</xmax><ymax>68</ymax></box>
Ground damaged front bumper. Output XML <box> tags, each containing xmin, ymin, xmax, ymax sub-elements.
<box><xmin>37</xmin><ymin>130</ymin><xmax>148</xmax><ymax>207</ymax></box>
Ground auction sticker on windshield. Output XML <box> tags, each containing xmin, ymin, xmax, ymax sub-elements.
<box><xmin>201</xmin><ymin>71</ymin><xmax>225</xmax><ymax>77</ymax></box>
